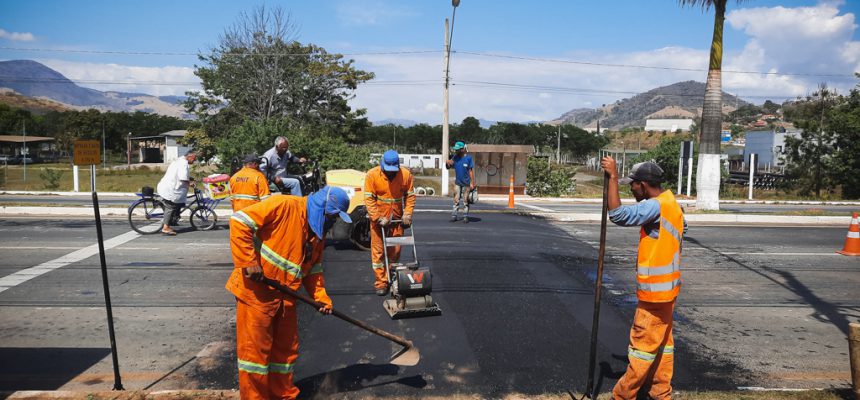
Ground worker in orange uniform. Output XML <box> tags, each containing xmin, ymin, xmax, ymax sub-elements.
<box><xmin>600</xmin><ymin>156</ymin><xmax>684</xmax><ymax>400</ymax></box>
<box><xmin>227</xmin><ymin>186</ymin><xmax>352</xmax><ymax>400</ymax></box>
<box><xmin>364</xmin><ymin>150</ymin><xmax>416</xmax><ymax>296</ymax></box>
<box><xmin>229</xmin><ymin>153</ymin><xmax>272</xmax><ymax>212</ymax></box>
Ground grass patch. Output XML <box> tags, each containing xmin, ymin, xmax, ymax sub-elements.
<box><xmin>0</xmin><ymin>163</ymin><xmax>223</xmax><ymax>193</ymax></box>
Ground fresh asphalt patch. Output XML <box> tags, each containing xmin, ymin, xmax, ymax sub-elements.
<box><xmin>0</xmin><ymin>197</ymin><xmax>855</xmax><ymax>396</ymax></box>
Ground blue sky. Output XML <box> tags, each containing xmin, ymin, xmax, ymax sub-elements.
<box><xmin>1</xmin><ymin>0</ymin><xmax>859</xmax><ymax>124</ymax></box>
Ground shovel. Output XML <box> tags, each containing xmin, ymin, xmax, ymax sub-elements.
<box><xmin>262</xmin><ymin>277</ymin><xmax>420</xmax><ymax>366</ymax></box>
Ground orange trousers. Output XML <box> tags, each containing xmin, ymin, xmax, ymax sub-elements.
<box><xmin>236</xmin><ymin>299</ymin><xmax>300</xmax><ymax>400</ymax></box>
<box><xmin>370</xmin><ymin>221</ymin><xmax>403</xmax><ymax>289</ymax></box>
<box><xmin>612</xmin><ymin>300</ymin><xmax>675</xmax><ymax>400</ymax></box>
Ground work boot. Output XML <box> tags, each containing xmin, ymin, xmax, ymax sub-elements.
<box><xmin>375</xmin><ymin>286</ymin><xmax>389</xmax><ymax>296</ymax></box>
<box><xmin>450</xmin><ymin>215</ymin><xmax>457</xmax><ymax>222</ymax></box>
<box><xmin>462</xmin><ymin>216</ymin><xmax>469</xmax><ymax>223</ymax></box>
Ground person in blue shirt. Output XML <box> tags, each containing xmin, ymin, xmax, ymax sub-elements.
<box><xmin>445</xmin><ymin>141</ymin><xmax>475</xmax><ymax>223</ymax></box>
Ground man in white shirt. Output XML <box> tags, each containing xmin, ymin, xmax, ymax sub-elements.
<box><xmin>260</xmin><ymin>136</ymin><xmax>306</xmax><ymax>196</ymax></box>
<box><xmin>156</xmin><ymin>150</ymin><xmax>197</xmax><ymax>235</ymax></box>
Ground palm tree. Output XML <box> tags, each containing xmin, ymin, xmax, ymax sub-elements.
<box><xmin>679</xmin><ymin>0</ymin><xmax>742</xmax><ymax>210</ymax></box>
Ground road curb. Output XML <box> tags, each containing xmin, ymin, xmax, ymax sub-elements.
<box><xmin>529</xmin><ymin>211</ymin><xmax>852</xmax><ymax>226</ymax></box>
<box><xmin>0</xmin><ymin>206</ymin><xmax>235</xmax><ymax>217</ymax></box>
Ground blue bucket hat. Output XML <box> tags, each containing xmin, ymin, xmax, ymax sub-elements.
<box><xmin>307</xmin><ymin>186</ymin><xmax>353</xmax><ymax>239</ymax></box>
<box><xmin>452</xmin><ymin>141</ymin><xmax>466</xmax><ymax>151</ymax></box>
<box><xmin>381</xmin><ymin>150</ymin><xmax>400</xmax><ymax>172</ymax></box>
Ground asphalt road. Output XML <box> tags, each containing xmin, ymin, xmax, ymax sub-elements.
<box><xmin>0</xmin><ymin>197</ymin><xmax>856</xmax><ymax>398</ymax></box>
<box><xmin>3</xmin><ymin>194</ymin><xmax>858</xmax><ymax>215</ymax></box>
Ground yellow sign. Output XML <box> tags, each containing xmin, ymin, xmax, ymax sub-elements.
<box><xmin>74</xmin><ymin>140</ymin><xmax>101</xmax><ymax>166</ymax></box>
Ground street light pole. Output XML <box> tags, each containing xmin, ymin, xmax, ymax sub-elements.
<box><xmin>442</xmin><ymin>0</ymin><xmax>459</xmax><ymax>196</ymax></box>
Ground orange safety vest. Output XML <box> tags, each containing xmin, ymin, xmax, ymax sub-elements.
<box><xmin>226</xmin><ymin>195</ymin><xmax>330</xmax><ymax>316</ymax></box>
<box><xmin>363</xmin><ymin>166</ymin><xmax>416</xmax><ymax>221</ymax></box>
<box><xmin>636</xmin><ymin>190</ymin><xmax>684</xmax><ymax>303</ymax></box>
<box><xmin>229</xmin><ymin>166</ymin><xmax>271</xmax><ymax>212</ymax></box>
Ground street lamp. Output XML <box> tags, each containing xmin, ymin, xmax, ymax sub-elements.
<box><xmin>441</xmin><ymin>0</ymin><xmax>459</xmax><ymax>196</ymax></box>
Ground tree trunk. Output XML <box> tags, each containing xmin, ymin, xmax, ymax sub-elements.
<box><xmin>695</xmin><ymin>0</ymin><xmax>726</xmax><ymax>211</ymax></box>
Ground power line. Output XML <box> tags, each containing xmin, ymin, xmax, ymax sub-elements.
<box><xmin>453</xmin><ymin>50</ymin><xmax>856</xmax><ymax>78</ymax></box>
<box><xmin>0</xmin><ymin>76</ymin><xmax>438</xmax><ymax>87</ymax></box>
<box><xmin>0</xmin><ymin>46</ymin><xmax>441</xmax><ymax>57</ymax></box>
<box><xmin>2</xmin><ymin>45</ymin><xmax>854</xmax><ymax>78</ymax></box>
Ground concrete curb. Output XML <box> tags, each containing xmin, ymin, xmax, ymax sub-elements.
<box><xmin>0</xmin><ymin>206</ymin><xmax>235</xmax><ymax>217</ymax></box>
<box><xmin>534</xmin><ymin>212</ymin><xmax>851</xmax><ymax>226</ymax></box>
<box><xmin>480</xmin><ymin>196</ymin><xmax>860</xmax><ymax>206</ymax></box>
<box><xmin>0</xmin><ymin>190</ymin><xmax>138</xmax><ymax>197</ymax></box>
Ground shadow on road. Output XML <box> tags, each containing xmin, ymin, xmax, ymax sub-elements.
<box><xmin>686</xmin><ymin>237</ymin><xmax>853</xmax><ymax>336</ymax></box>
<box><xmin>0</xmin><ymin>347</ymin><xmax>111</xmax><ymax>390</ymax></box>
<box><xmin>295</xmin><ymin>363</ymin><xmax>425</xmax><ymax>399</ymax></box>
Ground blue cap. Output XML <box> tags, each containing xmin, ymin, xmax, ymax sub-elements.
<box><xmin>307</xmin><ymin>186</ymin><xmax>353</xmax><ymax>239</ymax></box>
<box><xmin>452</xmin><ymin>141</ymin><xmax>465</xmax><ymax>151</ymax></box>
<box><xmin>381</xmin><ymin>150</ymin><xmax>400</xmax><ymax>172</ymax></box>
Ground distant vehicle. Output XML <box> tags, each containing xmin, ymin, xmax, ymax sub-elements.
<box><xmin>0</xmin><ymin>155</ymin><xmax>12</xmax><ymax>163</ymax></box>
<box><xmin>10</xmin><ymin>156</ymin><xmax>34</xmax><ymax>165</ymax></box>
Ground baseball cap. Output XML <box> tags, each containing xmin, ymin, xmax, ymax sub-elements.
<box><xmin>242</xmin><ymin>153</ymin><xmax>260</xmax><ymax>164</ymax></box>
<box><xmin>452</xmin><ymin>141</ymin><xmax>466</xmax><ymax>151</ymax></box>
<box><xmin>381</xmin><ymin>150</ymin><xmax>400</xmax><ymax>172</ymax></box>
<box><xmin>619</xmin><ymin>161</ymin><xmax>664</xmax><ymax>185</ymax></box>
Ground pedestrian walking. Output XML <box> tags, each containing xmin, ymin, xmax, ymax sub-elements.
<box><xmin>600</xmin><ymin>156</ymin><xmax>684</xmax><ymax>400</ymax></box>
<box><xmin>445</xmin><ymin>141</ymin><xmax>475</xmax><ymax>223</ymax></box>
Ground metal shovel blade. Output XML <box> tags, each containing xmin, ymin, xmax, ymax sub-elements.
<box><xmin>389</xmin><ymin>342</ymin><xmax>420</xmax><ymax>366</ymax></box>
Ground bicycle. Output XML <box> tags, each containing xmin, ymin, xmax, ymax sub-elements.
<box><xmin>127</xmin><ymin>186</ymin><xmax>221</xmax><ymax>234</ymax></box>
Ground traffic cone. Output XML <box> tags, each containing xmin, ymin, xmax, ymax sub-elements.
<box><xmin>837</xmin><ymin>212</ymin><xmax>860</xmax><ymax>256</ymax></box>
<box><xmin>507</xmin><ymin>174</ymin><xmax>515</xmax><ymax>209</ymax></box>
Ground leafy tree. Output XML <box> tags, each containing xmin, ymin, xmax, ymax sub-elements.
<box><xmin>633</xmin><ymin>135</ymin><xmax>697</xmax><ymax>193</ymax></box>
<box><xmin>782</xmin><ymin>83</ymin><xmax>840</xmax><ymax>198</ymax></box>
<box><xmin>186</xmin><ymin>6</ymin><xmax>374</xmax><ymax>137</ymax></box>
<box><xmin>526</xmin><ymin>157</ymin><xmax>576</xmax><ymax>197</ymax></box>
<box><xmin>829</xmin><ymin>78</ymin><xmax>860</xmax><ymax>199</ymax></box>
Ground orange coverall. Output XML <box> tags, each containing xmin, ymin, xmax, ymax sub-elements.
<box><xmin>229</xmin><ymin>166</ymin><xmax>271</xmax><ymax>212</ymax></box>
<box><xmin>612</xmin><ymin>190</ymin><xmax>683</xmax><ymax>400</ymax></box>
<box><xmin>363</xmin><ymin>166</ymin><xmax>415</xmax><ymax>290</ymax></box>
<box><xmin>226</xmin><ymin>195</ymin><xmax>330</xmax><ymax>400</ymax></box>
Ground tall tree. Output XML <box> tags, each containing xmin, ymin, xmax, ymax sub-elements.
<box><xmin>185</xmin><ymin>6</ymin><xmax>374</xmax><ymax>136</ymax></box>
<box><xmin>680</xmin><ymin>0</ymin><xmax>743</xmax><ymax>210</ymax></box>
<box><xmin>782</xmin><ymin>84</ymin><xmax>841</xmax><ymax>198</ymax></box>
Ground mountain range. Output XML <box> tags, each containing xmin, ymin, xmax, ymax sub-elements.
<box><xmin>1</xmin><ymin>60</ymin><xmax>753</xmax><ymax>129</ymax></box>
<box><xmin>0</xmin><ymin>60</ymin><xmax>192</xmax><ymax>118</ymax></box>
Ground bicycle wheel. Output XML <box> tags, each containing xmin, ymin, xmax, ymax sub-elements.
<box><xmin>190</xmin><ymin>207</ymin><xmax>217</xmax><ymax>231</ymax></box>
<box><xmin>128</xmin><ymin>198</ymin><xmax>165</xmax><ymax>234</ymax></box>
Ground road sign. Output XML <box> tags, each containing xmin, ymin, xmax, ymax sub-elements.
<box><xmin>74</xmin><ymin>140</ymin><xmax>101</xmax><ymax>166</ymax></box>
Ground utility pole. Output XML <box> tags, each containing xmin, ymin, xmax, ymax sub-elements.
<box><xmin>441</xmin><ymin>0</ymin><xmax>459</xmax><ymax>196</ymax></box>
<box><xmin>393</xmin><ymin>126</ymin><xmax>396</xmax><ymax>151</ymax></box>
<box><xmin>22</xmin><ymin>120</ymin><xmax>26</xmax><ymax>182</ymax></box>
<box><xmin>557</xmin><ymin>124</ymin><xmax>561</xmax><ymax>165</ymax></box>
<box><xmin>127</xmin><ymin>132</ymin><xmax>131</xmax><ymax>167</ymax></box>
<box><xmin>102</xmin><ymin>119</ymin><xmax>106</xmax><ymax>170</ymax></box>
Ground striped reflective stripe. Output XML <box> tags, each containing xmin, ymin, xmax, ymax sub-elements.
<box><xmin>638</xmin><ymin>252</ymin><xmax>680</xmax><ymax>276</ymax></box>
<box><xmin>269</xmin><ymin>362</ymin><xmax>294</xmax><ymax>374</ymax></box>
<box><xmin>372</xmin><ymin>262</ymin><xmax>385</xmax><ymax>270</ymax></box>
<box><xmin>406</xmin><ymin>190</ymin><xmax>415</xmax><ymax>195</ymax></box>
<box><xmin>238</xmin><ymin>359</ymin><xmax>268</xmax><ymax>375</ymax></box>
<box><xmin>663</xmin><ymin>345</ymin><xmax>675</xmax><ymax>354</ymax></box>
<box><xmin>638</xmin><ymin>279</ymin><xmax>681</xmax><ymax>293</ymax></box>
<box><xmin>231</xmin><ymin>194</ymin><xmax>260</xmax><ymax>201</ymax></box>
<box><xmin>628</xmin><ymin>347</ymin><xmax>656</xmax><ymax>362</ymax></box>
<box><xmin>376</xmin><ymin>198</ymin><xmax>403</xmax><ymax>203</ymax></box>
<box><xmin>848</xmin><ymin>231</ymin><xmax>860</xmax><ymax>239</ymax></box>
<box><xmin>661</xmin><ymin>217</ymin><xmax>682</xmax><ymax>243</ymax></box>
<box><xmin>308</xmin><ymin>263</ymin><xmax>324</xmax><ymax>275</ymax></box>
<box><xmin>260</xmin><ymin>194</ymin><xmax>272</xmax><ymax>200</ymax></box>
<box><xmin>231</xmin><ymin>211</ymin><xmax>258</xmax><ymax>232</ymax></box>
<box><xmin>260</xmin><ymin>244</ymin><xmax>303</xmax><ymax>279</ymax></box>
<box><xmin>364</xmin><ymin>193</ymin><xmax>376</xmax><ymax>197</ymax></box>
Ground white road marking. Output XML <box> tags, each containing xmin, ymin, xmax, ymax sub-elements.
<box><xmin>0</xmin><ymin>230</ymin><xmax>141</xmax><ymax>294</ymax></box>
<box><xmin>518</xmin><ymin>203</ymin><xmax>556</xmax><ymax>213</ymax></box>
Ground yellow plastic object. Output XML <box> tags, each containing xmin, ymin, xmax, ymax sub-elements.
<box><xmin>326</xmin><ymin>169</ymin><xmax>367</xmax><ymax>213</ymax></box>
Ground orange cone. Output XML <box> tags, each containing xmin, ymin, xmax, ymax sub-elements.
<box><xmin>507</xmin><ymin>174</ymin><xmax>515</xmax><ymax>209</ymax></box>
<box><xmin>837</xmin><ymin>212</ymin><xmax>860</xmax><ymax>256</ymax></box>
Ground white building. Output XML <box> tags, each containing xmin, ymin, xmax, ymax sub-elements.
<box><xmin>743</xmin><ymin>130</ymin><xmax>799</xmax><ymax>170</ymax></box>
<box><xmin>161</xmin><ymin>130</ymin><xmax>190</xmax><ymax>164</ymax></box>
<box><xmin>644</xmin><ymin>119</ymin><xmax>694</xmax><ymax>132</ymax></box>
<box><xmin>370</xmin><ymin>153</ymin><xmax>442</xmax><ymax>169</ymax></box>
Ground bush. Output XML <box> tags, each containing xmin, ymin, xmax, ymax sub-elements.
<box><xmin>526</xmin><ymin>157</ymin><xmax>576</xmax><ymax>197</ymax></box>
<box><xmin>39</xmin><ymin>168</ymin><xmax>64</xmax><ymax>190</ymax></box>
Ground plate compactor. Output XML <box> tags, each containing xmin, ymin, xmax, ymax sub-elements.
<box><xmin>381</xmin><ymin>220</ymin><xmax>442</xmax><ymax>319</ymax></box>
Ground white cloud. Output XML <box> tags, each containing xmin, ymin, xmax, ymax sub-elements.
<box><xmin>37</xmin><ymin>59</ymin><xmax>200</xmax><ymax>97</ymax></box>
<box><xmin>348</xmin><ymin>2</ymin><xmax>859</xmax><ymax>124</ymax></box>
<box><xmin>0</xmin><ymin>28</ymin><xmax>35</xmax><ymax>42</ymax></box>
